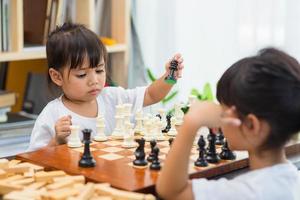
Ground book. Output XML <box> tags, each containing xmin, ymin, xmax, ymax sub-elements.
<box><xmin>0</xmin><ymin>90</ymin><xmax>16</xmax><ymax>108</ymax></box>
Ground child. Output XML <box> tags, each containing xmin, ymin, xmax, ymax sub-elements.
<box><xmin>27</xmin><ymin>22</ymin><xmax>184</xmax><ymax>152</ymax></box>
<box><xmin>156</xmin><ymin>48</ymin><xmax>300</xmax><ymax>200</ymax></box>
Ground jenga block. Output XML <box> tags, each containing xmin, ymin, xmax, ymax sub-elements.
<box><xmin>46</xmin><ymin>179</ymin><xmax>74</xmax><ymax>190</ymax></box>
<box><xmin>25</xmin><ymin>181</ymin><xmax>47</xmax><ymax>190</ymax></box>
<box><xmin>8</xmin><ymin>160</ymin><xmax>21</xmax><ymax>167</ymax></box>
<box><xmin>0</xmin><ymin>159</ymin><xmax>9</xmax><ymax>169</ymax></box>
<box><xmin>5</xmin><ymin>165</ymin><xmax>30</xmax><ymax>174</ymax></box>
<box><xmin>3</xmin><ymin>191</ymin><xmax>33</xmax><ymax>200</ymax></box>
<box><xmin>1</xmin><ymin>175</ymin><xmax>24</xmax><ymax>182</ymax></box>
<box><xmin>0</xmin><ymin>169</ymin><xmax>8</xmax><ymax>179</ymax></box>
<box><xmin>16</xmin><ymin>162</ymin><xmax>44</xmax><ymax>172</ymax></box>
<box><xmin>35</xmin><ymin>171</ymin><xmax>66</xmax><ymax>183</ymax></box>
<box><xmin>95</xmin><ymin>184</ymin><xmax>155</xmax><ymax>200</ymax></box>
<box><xmin>4</xmin><ymin>188</ymin><xmax>47</xmax><ymax>200</ymax></box>
<box><xmin>76</xmin><ymin>182</ymin><xmax>94</xmax><ymax>200</ymax></box>
<box><xmin>0</xmin><ymin>182</ymin><xmax>23</xmax><ymax>195</ymax></box>
<box><xmin>53</xmin><ymin>175</ymin><xmax>85</xmax><ymax>184</ymax></box>
<box><xmin>10</xmin><ymin>178</ymin><xmax>35</xmax><ymax>186</ymax></box>
<box><xmin>23</xmin><ymin>168</ymin><xmax>35</xmax><ymax>178</ymax></box>
<box><xmin>43</xmin><ymin>187</ymin><xmax>79</xmax><ymax>200</ymax></box>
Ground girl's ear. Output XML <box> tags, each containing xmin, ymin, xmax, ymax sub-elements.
<box><xmin>243</xmin><ymin>114</ymin><xmax>260</xmax><ymax>136</ymax></box>
<box><xmin>49</xmin><ymin>68</ymin><xmax>63</xmax><ymax>86</ymax></box>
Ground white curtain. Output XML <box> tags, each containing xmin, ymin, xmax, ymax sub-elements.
<box><xmin>135</xmin><ymin>0</ymin><xmax>300</xmax><ymax>102</ymax></box>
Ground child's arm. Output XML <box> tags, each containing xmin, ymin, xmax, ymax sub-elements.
<box><xmin>143</xmin><ymin>53</ymin><xmax>184</xmax><ymax>107</ymax></box>
<box><xmin>156</xmin><ymin>102</ymin><xmax>239</xmax><ymax>200</ymax></box>
<box><xmin>48</xmin><ymin>115</ymin><xmax>72</xmax><ymax>146</ymax></box>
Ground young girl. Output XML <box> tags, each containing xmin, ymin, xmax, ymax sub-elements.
<box><xmin>27</xmin><ymin>22</ymin><xmax>184</xmax><ymax>152</ymax></box>
<box><xmin>156</xmin><ymin>48</ymin><xmax>300</xmax><ymax>200</ymax></box>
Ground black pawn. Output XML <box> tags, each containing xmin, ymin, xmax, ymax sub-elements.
<box><xmin>215</xmin><ymin>129</ymin><xmax>224</xmax><ymax>145</ymax></box>
<box><xmin>205</xmin><ymin>130</ymin><xmax>219</xmax><ymax>163</ymax></box>
<box><xmin>147</xmin><ymin>140</ymin><xmax>157</xmax><ymax>162</ymax></box>
<box><xmin>162</xmin><ymin>114</ymin><xmax>172</xmax><ymax>133</ymax></box>
<box><xmin>219</xmin><ymin>140</ymin><xmax>236</xmax><ymax>160</ymax></box>
<box><xmin>133</xmin><ymin>138</ymin><xmax>148</xmax><ymax>166</ymax></box>
<box><xmin>168</xmin><ymin>137</ymin><xmax>174</xmax><ymax>147</ymax></box>
<box><xmin>150</xmin><ymin>146</ymin><xmax>161</xmax><ymax>170</ymax></box>
<box><xmin>79</xmin><ymin>129</ymin><xmax>96</xmax><ymax>167</ymax></box>
<box><xmin>194</xmin><ymin>136</ymin><xmax>208</xmax><ymax>167</ymax></box>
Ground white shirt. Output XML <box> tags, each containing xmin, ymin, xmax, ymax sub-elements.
<box><xmin>192</xmin><ymin>162</ymin><xmax>300</xmax><ymax>200</ymax></box>
<box><xmin>27</xmin><ymin>86</ymin><xmax>146</xmax><ymax>152</ymax></box>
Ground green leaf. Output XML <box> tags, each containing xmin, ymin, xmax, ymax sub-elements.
<box><xmin>202</xmin><ymin>83</ymin><xmax>214</xmax><ymax>101</ymax></box>
<box><xmin>162</xmin><ymin>90</ymin><xmax>179</xmax><ymax>104</ymax></box>
<box><xmin>147</xmin><ymin>68</ymin><xmax>156</xmax><ymax>82</ymax></box>
<box><xmin>191</xmin><ymin>88</ymin><xmax>202</xmax><ymax>100</ymax></box>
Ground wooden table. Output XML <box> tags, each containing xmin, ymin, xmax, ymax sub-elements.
<box><xmin>16</xmin><ymin>140</ymin><xmax>300</xmax><ymax>193</ymax></box>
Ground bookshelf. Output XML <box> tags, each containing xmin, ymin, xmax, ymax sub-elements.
<box><xmin>1</xmin><ymin>0</ymin><xmax>130</xmax><ymax>112</ymax></box>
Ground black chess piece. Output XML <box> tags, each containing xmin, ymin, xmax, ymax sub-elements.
<box><xmin>79</xmin><ymin>129</ymin><xmax>96</xmax><ymax>167</ymax></box>
<box><xmin>133</xmin><ymin>138</ymin><xmax>148</xmax><ymax>166</ymax></box>
<box><xmin>147</xmin><ymin>140</ymin><xmax>157</xmax><ymax>162</ymax></box>
<box><xmin>194</xmin><ymin>135</ymin><xmax>208</xmax><ymax>167</ymax></box>
<box><xmin>168</xmin><ymin>137</ymin><xmax>174</xmax><ymax>147</ymax></box>
<box><xmin>150</xmin><ymin>146</ymin><xmax>161</xmax><ymax>170</ymax></box>
<box><xmin>215</xmin><ymin>129</ymin><xmax>225</xmax><ymax>145</ymax></box>
<box><xmin>155</xmin><ymin>114</ymin><xmax>162</xmax><ymax>120</ymax></box>
<box><xmin>206</xmin><ymin>129</ymin><xmax>214</xmax><ymax>151</ymax></box>
<box><xmin>205</xmin><ymin>130</ymin><xmax>220</xmax><ymax>163</ymax></box>
<box><xmin>162</xmin><ymin>114</ymin><xmax>172</xmax><ymax>133</ymax></box>
<box><xmin>219</xmin><ymin>140</ymin><xmax>236</xmax><ymax>160</ymax></box>
<box><xmin>165</xmin><ymin>60</ymin><xmax>178</xmax><ymax>85</ymax></box>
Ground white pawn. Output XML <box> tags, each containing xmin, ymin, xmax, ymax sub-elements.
<box><xmin>67</xmin><ymin>125</ymin><xmax>82</xmax><ymax>148</ymax></box>
<box><xmin>94</xmin><ymin>116</ymin><xmax>108</xmax><ymax>142</ymax></box>
<box><xmin>111</xmin><ymin>115</ymin><xmax>124</xmax><ymax>139</ymax></box>
<box><xmin>134</xmin><ymin>110</ymin><xmax>144</xmax><ymax>134</ymax></box>
<box><xmin>167</xmin><ymin>117</ymin><xmax>178</xmax><ymax>136</ymax></box>
<box><xmin>143</xmin><ymin>120</ymin><xmax>154</xmax><ymax>141</ymax></box>
<box><xmin>174</xmin><ymin>103</ymin><xmax>184</xmax><ymax>126</ymax></box>
<box><xmin>122</xmin><ymin>122</ymin><xmax>136</xmax><ymax>148</ymax></box>
<box><xmin>154</xmin><ymin>117</ymin><xmax>166</xmax><ymax>141</ymax></box>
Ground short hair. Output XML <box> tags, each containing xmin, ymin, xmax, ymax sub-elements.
<box><xmin>217</xmin><ymin>48</ymin><xmax>300</xmax><ymax>150</ymax></box>
<box><xmin>46</xmin><ymin>22</ymin><xmax>107</xmax><ymax>83</ymax></box>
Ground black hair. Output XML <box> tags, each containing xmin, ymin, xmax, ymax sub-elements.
<box><xmin>46</xmin><ymin>22</ymin><xmax>107</xmax><ymax>84</ymax></box>
<box><xmin>217</xmin><ymin>48</ymin><xmax>300</xmax><ymax>150</ymax></box>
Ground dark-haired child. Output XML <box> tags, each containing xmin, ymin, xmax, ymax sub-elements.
<box><xmin>156</xmin><ymin>48</ymin><xmax>300</xmax><ymax>200</ymax></box>
<box><xmin>28</xmin><ymin>23</ymin><xmax>184</xmax><ymax>152</ymax></box>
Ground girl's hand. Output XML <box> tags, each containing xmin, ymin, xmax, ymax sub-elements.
<box><xmin>54</xmin><ymin>115</ymin><xmax>72</xmax><ymax>144</ymax></box>
<box><xmin>165</xmin><ymin>53</ymin><xmax>184</xmax><ymax>80</ymax></box>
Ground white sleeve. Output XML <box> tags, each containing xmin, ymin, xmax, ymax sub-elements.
<box><xmin>192</xmin><ymin>178</ymin><xmax>256</xmax><ymax>200</ymax></box>
<box><xmin>27</xmin><ymin>107</ymin><xmax>56</xmax><ymax>152</ymax></box>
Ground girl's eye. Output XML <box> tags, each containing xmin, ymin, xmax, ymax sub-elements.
<box><xmin>96</xmin><ymin>69</ymin><xmax>104</xmax><ymax>74</ymax></box>
<box><xmin>76</xmin><ymin>74</ymin><xmax>86</xmax><ymax>78</ymax></box>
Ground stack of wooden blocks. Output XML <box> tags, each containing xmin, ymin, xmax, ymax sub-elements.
<box><xmin>0</xmin><ymin>159</ymin><xmax>155</xmax><ymax>200</ymax></box>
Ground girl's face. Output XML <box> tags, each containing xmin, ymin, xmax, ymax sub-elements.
<box><xmin>60</xmin><ymin>57</ymin><xmax>106</xmax><ymax>103</ymax></box>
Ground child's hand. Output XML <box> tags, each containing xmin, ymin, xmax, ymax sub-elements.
<box><xmin>54</xmin><ymin>115</ymin><xmax>72</xmax><ymax>144</ymax></box>
<box><xmin>165</xmin><ymin>53</ymin><xmax>184</xmax><ymax>80</ymax></box>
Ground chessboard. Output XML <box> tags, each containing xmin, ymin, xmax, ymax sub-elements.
<box><xmin>17</xmin><ymin>133</ymin><xmax>253</xmax><ymax>193</ymax></box>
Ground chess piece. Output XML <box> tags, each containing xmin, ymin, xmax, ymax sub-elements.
<box><xmin>174</xmin><ymin>103</ymin><xmax>184</xmax><ymax>125</ymax></box>
<box><xmin>67</xmin><ymin>125</ymin><xmax>82</xmax><ymax>148</ymax></box>
<box><xmin>150</xmin><ymin>146</ymin><xmax>161</xmax><ymax>170</ymax></box>
<box><xmin>133</xmin><ymin>138</ymin><xmax>148</xmax><ymax>166</ymax></box>
<box><xmin>165</xmin><ymin>60</ymin><xmax>178</xmax><ymax>85</ymax></box>
<box><xmin>205</xmin><ymin>130</ymin><xmax>219</xmax><ymax>163</ymax></box>
<box><xmin>215</xmin><ymin>129</ymin><xmax>224</xmax><ymax>145</ymax></box>
<box><xmin>194</xmin><ymin>135</ymin><xmax>208</xmax><ymax>167</ymax></box>
<box><xmin>134</xmin><ymin>110</ymin><xmax>144</xmax><ymax>134</ymax></box>
<box><xmin>111</xmin><ymin>115</ymin><xmax>124</xmax><ymax>139</ymax></box>
<box><xmin>168</xmin><ymin>137</ymin><xmax>174</xmax><ymax>147</ymax></box>
<box><xmin>147</xmin><ymin>140</ymin><xmax>157</xmax><ymax>162</ymax></box>
<box><xmin>154</xmin><ymin>117</ymin><xmax>166</xmax><ymax>141</ymax></box>
<box><xmin>219</xmin><ymin>140</ymin><xmax>236</xmax><ymax>160</ymax></box>
<box><xmin>122</xmin><ymin>122</ymin><xmax>137</xmax><ymax>148</ymax></box>
<box><xmin>167</xmin><ymin>117</ymin><xmax>177</xmax><ymax>136</ymax></box>
<box><xmin>158</xmin><ymin>108</ymin><xmax>167</xmax><ymax>128</ymax></box>
<box><xmin>162</xmin><ymin>114</ymin><xmax>172</xmax><ymax>133</ymax></box>
<box><xmin>79</xmin><ymin>129</ymin><xmax>96</xmax><ymax>167</ymax></box>
<box><xmin>94</xmin><ymin>116</ymin><xmax>108</xmax><ymax>142</ymax></box>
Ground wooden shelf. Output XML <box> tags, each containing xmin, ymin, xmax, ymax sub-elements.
<box><xmin>0</xmin><ymin>44</ymin><xmax>127</xmax><ymax>62</ymax></box>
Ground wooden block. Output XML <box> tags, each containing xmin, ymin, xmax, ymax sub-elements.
<box><xmin>76</xmin><ymin>182</ymin><xmax>94</xmax><ymax>200</ymax></box>
<box><xmin>0</xmin><ymin>169</ymin><xmax>8</xmax><ymax>179</ymax></box>
<box><xmin>3</xmin><ymin>191</ymin><xmax>33</xmax><ymax>200</ymax></box>
<box><xmin>23</xmin><ymin>168</ymin><xmax>35</xmax><ymax>178</ymax></box>
<box><xmin>34</xmin><ymin>171</ymin><xmax>66</xmax><ymax>183</ymax></box>
<box><xmin>5</xmin><ymin>165</ymin><xmax>30</xmax><ymax>174</ymax></box>
<box><xmin>53</xmin><ymin>175</ymin><xmax>85</xmax><ymax>184</ymax></box>
<box><xmin>16</xmin><ymin>162</ymin><xmax>44</xmax><ymax>172</ymax></box>
<box><xmin>8</xmin><ymin>160</ymin><xmax>21</xmax><ymax>167</ymax></box>
<box><xmin>43</xmin><ymin>187</ymin><xmax>79</xmax><ymax>200</ymax></box>
<box><xmin>0</xmin><ymin>159</ymin><xmax>9</xmax><ymax>169</ymax></box>
<box><xmin>0</xmin><ymin>182</ymin><xmax>23</xmax><ymax>195</ymax></box>
<box><xmin>1</xmin><ymin>175</ymin><xmax>24</xmax><ymax>182</ymax></box>
<box><xmin>25</xmin><ymin>181</ymin><xmax>47</xmax><ymax>190</ymax></box>
<box><xmin>10</xmin><ymin>178</ymin><xmax>35</xmax><ymax>186</ymax></box>
<box><xmin>46</xmin><ymin>179</ymin><xmax>74</xmax><ymax>190</ymax></box>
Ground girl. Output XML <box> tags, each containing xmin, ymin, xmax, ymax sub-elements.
<box><xmin>28</xmin><ymin>23</ymin><xmax>184</xmax><ymax>152</ymax></box>
<box><xmin>157</xmin><ymin>48</ymin><xmax>300</xmax><ymax>200</ymax></box>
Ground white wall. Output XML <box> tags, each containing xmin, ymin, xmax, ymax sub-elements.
<box><xmin>135</xmin><ymin>0</ymin><xmax>300</xmax><ymax>103</ymax></box>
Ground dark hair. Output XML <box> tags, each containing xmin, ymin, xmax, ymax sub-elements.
<box><xmin>46</xmin><ymin>22</ymin><xmax>107</xmax><ymax>84</ymax></box>
<box><xmin>217</xmin><ymin>48</ymin><xmax>300</xmax><ymax>150</ymax></box>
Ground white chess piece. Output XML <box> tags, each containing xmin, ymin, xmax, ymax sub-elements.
<box><xmin>94</xmin><ymin>116</ymin><xmax>108</xmax><ymax>142</ymax></box>
<box><xmin>174</xmin><ymin>103</ymin><xmax>184</xmax><ymax>125</ymax></box>
<box><xmin>111</xmin><ymin>115</ymin><xmax>124</xmax><ymax>139</ymax></box>
<box><xmin>143</xmin><ymin>120</ymin><xmax>154</xmax><ymax>141</ymax></box>
<box><xmin>158</xmin><ymin>108</ymin><xmax>167</xmax><ymax>129</ymax></box>
<box><xmin>154</xmin><ymin>117</ymin><xmax>166</xmax><ymax>141</ymax></box>
<box><xmin>67</xmin><ymin>125</ymin><xmax>82</xmax><ymax>148</ymax></box>
<box><xmin>134</xmin><ymin>110</ymin><xmax>144</xmax><ymax>134</ymax></box>
<box><xmin>122</xmin><ymin>122</ymin><xmax>137</xmax><ymax>148</ymax></box>
<box><xmin>167</xmin><ymin>117</ymin><xmax>178</xmax><ymax>136</ymax></box>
